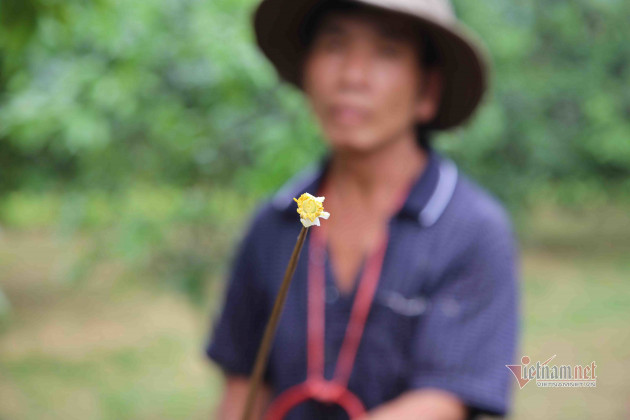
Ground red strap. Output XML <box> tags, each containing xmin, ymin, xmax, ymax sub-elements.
<box><xmin>263</xmin><ymin>378</ymin><xmax>366</xmax><ymax>419</ymax></box>
<box><xmin>333</xmin><ymin>228</ymin><xmax>388</xmax><ymax>386</ymax></box>
<box><xmin>307</xmin><ymin>231</ymin><xmax>325</xmax><ymax>379</ymax></box>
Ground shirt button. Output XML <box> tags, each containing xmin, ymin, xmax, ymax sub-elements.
<box><xmin>326</xmin><ymin>286</ymin><xmax>339</xmax><ymax>304</ymax></box>
<box><xmin>440</xmin><ymin>297</ymin><xmax>460</xmax><ymax>317</ymax></box>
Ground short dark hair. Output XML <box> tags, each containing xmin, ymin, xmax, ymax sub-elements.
<box><xmin>299</xmin><ymin>1</ymin><xmax>441</xmax><ymax>151</ymax></box>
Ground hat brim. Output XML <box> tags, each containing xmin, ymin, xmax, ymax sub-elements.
<box><xmin>253</xmin><ymin>0</ymin><xmax>491</xmax><ymax>130</ymax></box>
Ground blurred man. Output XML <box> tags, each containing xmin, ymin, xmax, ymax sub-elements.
<box><xmin>206</xmin><ymin>0</ymin><xmax>519</xmax><ymax>418</ymax></box>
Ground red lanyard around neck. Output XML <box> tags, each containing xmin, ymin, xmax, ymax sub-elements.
<box><xmin>307</xmin><ymin>223</ymin><xmax>388</xmax><ymax>387</ymax></box>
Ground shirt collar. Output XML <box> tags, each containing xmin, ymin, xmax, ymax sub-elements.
<box><xmin>271</xmin><ymin>148</ymin><xmax>458</xmax><ymax>227</ymax></box>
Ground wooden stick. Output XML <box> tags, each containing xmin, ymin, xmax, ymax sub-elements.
<box><xmin>241</xmin><ymin>225</ymin><xmax>309</xmax><ymax>420</ymax></box>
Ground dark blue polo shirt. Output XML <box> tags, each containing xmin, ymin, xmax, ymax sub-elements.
<box><xmin>206</xmin><ymin>148</ymin><xmax>520</xmax><ymax>418</ymax></box>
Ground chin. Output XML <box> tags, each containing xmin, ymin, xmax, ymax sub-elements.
<box><xmin>324</xmin><ymin>125</ymin><xmax>381</xmax><ymax>154</ymax></box>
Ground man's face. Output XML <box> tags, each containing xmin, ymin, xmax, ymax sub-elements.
<box><xmin>302</xmin><ymin>8</ymin><xmax>441</xmax><ymax>154</ymax></box>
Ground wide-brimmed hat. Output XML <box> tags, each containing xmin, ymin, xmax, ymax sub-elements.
<box><xmin>252</xmin><ymin>0</ymin><xmax>491</xmax><ymax>130</ymax></box>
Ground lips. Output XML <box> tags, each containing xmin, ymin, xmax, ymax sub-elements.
<box><xmin>329</xmin><ymin>104</ymin><xmax>369</xmax><ymax>125</ymax></box>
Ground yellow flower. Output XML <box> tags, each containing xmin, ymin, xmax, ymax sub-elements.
<box><xmin>293</xmin><ymin>192</ymin><xmax>331</xmax><ymax>227</ymax></box>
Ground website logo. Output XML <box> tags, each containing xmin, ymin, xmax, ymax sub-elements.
<box><xmin>506</xmin><ymin>355</ymin><xmax>597</xmax><ymax>388</ymax></box>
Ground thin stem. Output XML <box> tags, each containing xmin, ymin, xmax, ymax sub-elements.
<box><xmin>241</xmin><ymin>225</ymin><xmax>309</xmax><ymax>420</ymax></box>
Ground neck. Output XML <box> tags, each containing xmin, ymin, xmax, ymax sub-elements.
<box><xmin>325</xmin><ymin>130</ymin><xmax>429</xmax><ymax>215</ymax></box>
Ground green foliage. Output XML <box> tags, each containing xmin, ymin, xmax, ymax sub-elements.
<box><xmin>443</xmin><ymin>0</ymin><xmax>630</xmax><ymax>210</ymax></box>
<box><xmin>0</xmin><ymin>0</ymin><xmax>629</xmax><ymax>300</ymax></box>
<box><xmin>1</xmin><ymin>0</ymin><xmax>627</xmax><ymax>198</ymax></box>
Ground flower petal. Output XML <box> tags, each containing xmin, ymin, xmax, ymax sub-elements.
<box><xmin>300</xmin><ymin>218</ymin><xmax>315</xmax><ymax>228</ymax></box>
<box><xmin>320</xmin><ymin>211</ymin><xmax>330</xmax><ymax>219</ymax></box>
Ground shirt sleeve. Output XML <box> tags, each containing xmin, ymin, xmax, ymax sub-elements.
<box><xmin>408</xmin><ymin>212</ymin><xmax>520</xmax><ymax>417</ymax></box>
<box><xmin>205</xmin><ymin>208</ymin><xmax>270</xmax><ymax>380</ymax></box>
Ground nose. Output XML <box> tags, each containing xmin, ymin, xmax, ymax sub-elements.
<box><xmin>338</xmin><ymin>45</ymin><xmax>370</xmax><ymax>89</ymax></box>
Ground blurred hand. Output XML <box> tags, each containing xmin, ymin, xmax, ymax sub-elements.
<box><xmin>356</xmin><ymin>388</ymin><xmax>466</xmax><ymax>420</ymax></box>
<box><xmin>213</xmin><ymin>375</ymin><xmax>272</xmax><ymax>420</ymax></box>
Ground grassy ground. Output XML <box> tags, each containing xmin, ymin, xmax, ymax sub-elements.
<box><xmin>0</xmin><ymin>204</ymin><xmax>629</xmax><ymax>419</ymax></box>
<box><xmin>0</xmin><ymin>233</ymin><xmax>223</xmax><ymax>420</ymax></box>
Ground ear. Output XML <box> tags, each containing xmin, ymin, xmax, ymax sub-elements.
<box><xmin>415</xmin><ymin>68</ymin><xmax>443</xmax><ymax>124</ymax></box>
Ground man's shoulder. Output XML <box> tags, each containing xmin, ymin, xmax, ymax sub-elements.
<box><xmin>239</xmin><ymin>197</ymin><xmax>282</xmax><ymax>245</ymax></box>
<box><xmin>443</xmin><ymin>167</ymin><xmax>514</xmax><ymax>240</ymax></box>
<box><xmin>425</xmin><ymin>166</ymin><xmax>518</xmax><ymax>288</ymax></box>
